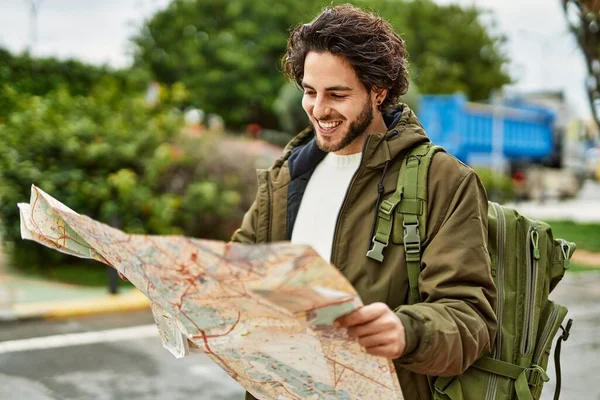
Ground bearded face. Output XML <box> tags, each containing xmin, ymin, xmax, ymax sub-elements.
<box><xmin>301</xmin><ymin>51</ymin><xmax>381</xmax><ymax>155</ymax></box>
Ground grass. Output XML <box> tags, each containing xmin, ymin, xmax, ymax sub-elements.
<box><xmin>12</xmin><ymin>261</ymin><xmax>133</xmax><ymax>288</ymax></box>
<box><xmin>5</xmin><ymin>244</ymin><xmax>134</xmax><ymax>287</ymax></box>
<box><xmin>567</xmin><ymin>263</ymin><xmax>600</xmax><ymax>273</ymax></box>
<box><xmin>542</xmin><ymin>221</ymin><xmax>600</xmax><ymax>272</ymax></box>
<box><xmin>544</xmin><ymin>220</ymin><xmax>600</xmax><ymax>253</ymax></box>
<box><xmin>40</xmin><ymin>264</ymin><xmax>133</xmax><ymax>288</ymax></box>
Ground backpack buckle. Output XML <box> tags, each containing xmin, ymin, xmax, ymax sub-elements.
<box><xmin>527</xmin><ymin>364</ymin><xmax>550</xmax><ymax>387</ymax></box>
<box><xmin>403</xmin><ymin>221</ymin><xmax>421</xmax><ymax>253</ymax></box>
<box><xmin>366</xmin><ymin>238</ymin><xmax>387</xmax><ymax>262</ymax></box>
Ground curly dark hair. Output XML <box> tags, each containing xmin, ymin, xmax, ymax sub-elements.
<box><xmin>282</xmin><ymin>4</ymin><xmax>409</xmax><ymax>111</ymax></box>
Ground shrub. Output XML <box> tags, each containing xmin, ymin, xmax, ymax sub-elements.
<box><xmin>0</xmin><ymin>82</ymin><xmax>273</xmax><ymax>270</ymax></box>
<box><xmin>473</xmin><ymin>167</ymin><xmax>515</xmax><ymax>203</ymax></box>
<box><xmin>273</xmin><ymin>82</ymin><xmax>308</xmax><ymax>136</ymax></box>
<box><xmin>0</xmin><ymin>47</ymin><xmax>149</xmax><ymax>119</ymax></box>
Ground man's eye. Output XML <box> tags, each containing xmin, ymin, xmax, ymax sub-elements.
<box><xmin>331</xmin><ymin>94</ymin><xmax>347</xmax><ymax>99</ymax></box>
<box><xmin>304</xmin><ymin>91</ymin><xmax>316</xmax><ymax>96</ymax></box>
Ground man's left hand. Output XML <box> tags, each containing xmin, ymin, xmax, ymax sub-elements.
<box><xmin>334</xmin><ymin>302</ymin><xmax>406</xmax><ymax>359</ymax></box>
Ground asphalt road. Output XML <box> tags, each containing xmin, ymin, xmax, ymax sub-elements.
<box><xmin>0</xmin><ymin>311</ymin><xmax>244</xmax><ymax>400</ymax></box>
<box><xmin>1</xmin><ymin>272</ymin><xmax>599</xmax><ymax>400</ymax></box>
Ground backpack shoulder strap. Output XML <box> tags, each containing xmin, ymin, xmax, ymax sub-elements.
<box><xmin>401</xmin><ymin>143</ymin><xmax>444</xmax><ymax>304</ymax></box>
<box><xmin>366</xmin><ymin>142</ymin><xmax>444</xmax><ymax>304</ymax></box>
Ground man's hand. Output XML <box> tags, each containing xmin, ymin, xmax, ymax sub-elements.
<box><xmin>334</xmin><ymin>302</ymin><xmax>406</xmax><ymax>359</ymax></box>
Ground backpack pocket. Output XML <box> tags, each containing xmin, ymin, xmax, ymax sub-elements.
<box><xmin>530</xmin><ymin>301</ymin><xmax>568</xmax><ymax>399</ymax></box>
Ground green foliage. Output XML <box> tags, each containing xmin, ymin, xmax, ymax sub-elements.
<box><xmin>352</xmin><ymin>0</ymin><xmax>511</xmax><ymax>101</ymax></box>
<box><xmin>0</xmin><ymin>47</ymin><xmax>110</xmax><ymax>97</ymax></box>
<box><xmin>131</xmin><ymin>0</ymin><xmax>321</xmax><ymax>128</ymax></box>
<box><xmin>131</xmin><ymin>0</ymin><xmax>511</xmax><ymax>129</ymax></box>
<box><xmin>473</xmin><ymin>168</ymin><xmax>515</xmax><ymax>202</ymax></box>
<box><xmin>399</xmin><ymin>81</ymin><xmax>422</xmax><ymax>114</ymax></box>
<box><xmin>159</xmin><ymin>134</ymin><xmax>266</xmax><ymax>239</ymax></box>
<box><xmin>12</xmin><ymin>260</ymin><xmax>135</xmax><ymax>287</ymax></box>
<box><xmin>0</xmin><ymin>84</ymin><xmax>267</xmax><ymax>270</ymax></box>
<box><xmin>0</xmin><ymin>47</ymin><xmax>149</xmax><ymax>118</ymax></box>
<box><xmin>273</xmin><ymin>82</ymin><xmax>308</xmax><ymax>135</ymax></box>
<box><xmin>562</xmin><ymin>0</ymin><xmax>600</xmax><ymax>131</ymax></box>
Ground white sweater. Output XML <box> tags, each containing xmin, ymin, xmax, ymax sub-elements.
<box><xmin>291</xmin><ymin>152</ymin><xmax>362</xmax><ymax>262</ymax></box>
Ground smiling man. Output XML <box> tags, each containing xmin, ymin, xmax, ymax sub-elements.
<box><xmin>232</xmin><ymin>5</ymin><xmax>497</xmax><ymax>400</ymax></box>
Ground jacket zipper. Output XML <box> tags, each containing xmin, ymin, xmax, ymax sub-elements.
<box><xmin>266</xmin><ymin>173</ymin><xmax>273</xmax><ymax>242</ymax></box>
<box><xmin>485</xmin><ymin>202</ymin><xmax>506</xmax><ymax>400</ymax></box>
<box><xmin>521</xmin><ymin>223</ymin><xmax>539</xmax><ymax>355</ymax></box>
<box><xmin>330</xmin><ymin>135</ymin><xmax>371</xmax><ymax>266</ymax></box>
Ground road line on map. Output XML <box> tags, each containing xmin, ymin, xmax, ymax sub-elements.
<box><xmin>0</xmin><ymin>324</ymin><xmax>158</xmax><ymax>354</ymax></box>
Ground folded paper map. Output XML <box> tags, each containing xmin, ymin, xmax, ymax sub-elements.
<box><xmin>19</xmin><ymin>185</ymin><xmax>404</xmax><ymax>400</ymax></box>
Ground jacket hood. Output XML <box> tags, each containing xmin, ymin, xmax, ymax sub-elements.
<box><xmin>277</xmin><ymin>104</ymin><xmax>430</xmax><ymax>179</ymax></box>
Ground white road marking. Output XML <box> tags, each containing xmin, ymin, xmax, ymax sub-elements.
<box><xmin>0</xmin><ymin>324</ymin><xmax>158</xmax><ymax>354</ymax></box>
<box><xmin>188</xmin><ymin>364</ymin><xmax>216</xmax><ymax>376</ymax></box>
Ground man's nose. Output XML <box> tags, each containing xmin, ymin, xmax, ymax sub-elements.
<box><xmin>312</xmin><ymin>96</ymin><xmax>330</xmax><ymax>120</ymax></box>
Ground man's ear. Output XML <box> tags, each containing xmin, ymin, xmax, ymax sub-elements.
<box><xmin>372</xmin><ymin>87</ymin><xmax>388</xmax><ymax>107</ymax></box>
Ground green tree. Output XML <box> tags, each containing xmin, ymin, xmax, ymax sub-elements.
<box><xmin>0</xmin><ymin>47</ymin><xmax>150</xmax><ymax>118</ymax></box>
<box><xmin>562</xmin><ymin>0</ymin><xmax>600</xmax><ymax>131</ymax></box>
<box><xmin>131</xmin><ymin>0</ymin><xmax>511</xmax><ymax>129</ymax></box>
<box><xmin>378</xmin><ymin>0</ymin><xmax>512</xmax><ymax>101</ymax></box>
<box><xmin>0</xmin><ymin>48</ymin><xmax>111</xmax><ymax>98</ymax></box>
<box><xmin>131</xmin><ymin>0</ymin><xmax>321</xmax><ymax>128</ymax></box>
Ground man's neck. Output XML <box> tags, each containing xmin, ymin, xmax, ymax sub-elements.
<box><xmin>367</xmin><ymin>114</ymin><xmax>389</xmax><ymax>136</ymax></box>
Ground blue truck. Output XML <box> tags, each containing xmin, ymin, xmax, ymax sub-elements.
<box><xmin>418</xmin><ymin>93</ymin><xmax>556</xmax><ymax>164</ymax></box>
<box><xmin>417</xmin><ymin>93</ymin><xmax>587</xmax><ymax>199</ymax></box>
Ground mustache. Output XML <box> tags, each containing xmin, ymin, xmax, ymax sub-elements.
<box><xmin>314</xmin><ymin>115</ymin><xmax>345</xmax><ymax>122</ymax></box>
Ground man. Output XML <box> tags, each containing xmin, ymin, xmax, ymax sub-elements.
<box><xmin>231</xmin><ymin>5</ymin><xmax>497</xmax><ymax>399</ymax></box>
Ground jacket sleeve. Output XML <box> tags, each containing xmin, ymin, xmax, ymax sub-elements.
<box><xmin>394</xmin><ymin>170</ymin><xmax>497</xmax><ymax>376</ymax></box>
<box><xmin>230</xmin><ymin>193</ymin><xmax>259</xmax><ymax>244</ymax></box>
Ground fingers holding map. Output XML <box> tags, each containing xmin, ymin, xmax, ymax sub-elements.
<box><xmin>18</xmin><ymin>185</ymin><xmax>404</xmax><ymax>400</ymax></box>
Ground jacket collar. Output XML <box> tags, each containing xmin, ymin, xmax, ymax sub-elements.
<box><xmin>362</xmin><ymin>105</ymin><xmax>430</xmax><ymax>169</ymax></box>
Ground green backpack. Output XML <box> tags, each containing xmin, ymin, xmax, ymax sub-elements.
<box><xmin>366</xmin><ymin>143</ymin><xmax>575</xmax><ymax>400</ymax></box>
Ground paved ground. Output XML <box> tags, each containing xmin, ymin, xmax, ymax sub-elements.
<box><xmin>540</xmin><ymin>271</ymin><xmax>600</xmax><ymax>400</ymax></box>
<box><xmin>0</xmin><ymin>311</ymin><xmax>244</xmax><ymax>400</ymax></box>
<box><xmin>1</xmin><ymin>271</ymin><xmax>598</xmax><ymax>400</ymax></box>
<box><xmin>506</xmin><ymin>179</ymin><xmax>600</xmax><ymax>223</ymax></box>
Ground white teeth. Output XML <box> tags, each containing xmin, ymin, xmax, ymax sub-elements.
<box><xmin>318</xmin><ymin>121</ymin><xmax>342</xmax><ymax>130</ymax></box>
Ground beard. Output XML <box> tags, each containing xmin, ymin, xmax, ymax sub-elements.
<box><xmin>313</xmin><ymin>95</ymin><xmax>374</xmax><ymax>153</ymax></box>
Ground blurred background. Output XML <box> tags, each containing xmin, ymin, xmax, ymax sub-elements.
<box><xmin>0</xmin><ymin>0</ymin><xmax>599</xmax><ymax>399</ymax></box>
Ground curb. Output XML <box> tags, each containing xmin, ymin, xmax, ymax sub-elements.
<box><xmin>0</xmin><ymin>289</ymin><xmax>150</xmax><ymax>324</ymax></box>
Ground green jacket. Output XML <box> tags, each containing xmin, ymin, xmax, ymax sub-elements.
<box><xmin>231</xmin><ymin>105</ymin><xmax>497</xmax><ymax>400</ymax></box>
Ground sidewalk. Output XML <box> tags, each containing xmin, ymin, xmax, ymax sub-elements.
<box><xmin>505</xmin><ymin>199</ymin><xmax>600</xmax><ymax>223</ymax></box>
<box><xmin>505</xmin><ymin>179</ymin><xmax>600</xmax><ymax>223</ymax></box>
<box><xmin>0</xmin><ymin>260</ymin><xmax>150</xmax><ymax>323</ymax></box>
